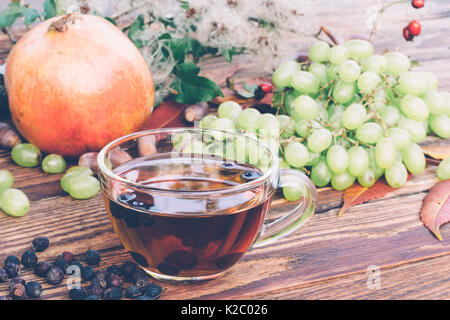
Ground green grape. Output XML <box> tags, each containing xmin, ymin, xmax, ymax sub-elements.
<box><xmin>331</xmin><ymin>171</ymin><xmax>356</xmax><ymax>190</ymax></box>
<box><xmin>356</xmin><ymin>122</ymin><xmax>384</xmax><ymax>144</ymax></box>
<box><xmin>277</xmin><ymin>115</ymin><xmax>295</xmax><ymax>138</ymax></box>
<box><xmin>294</xmin><ymin>95</ymin><xmax>319</xmax><ymax>120</ymax></box>
<box><xmin>290</xmin><ymin>71</ymin><xmax>320</xmax><ymax>94</ymax></box>
<box><xmin>272</xmin><ymin>61</ymin><xmax>299</xmax><ymax>88</ymax></box>
<box><xmin>326</xmin><ymin>65</ymin><xmax>340</xmax><ymax>81</ymax></box>
<box><xmin>210</xmin><ymin>118</ymin><xmax>235</xmax><ymax>131</ymax></box>
<box><xmin>372</xmin><ymin>102</ymin><xmax>386</xmax><ymax>115</ymax></box>
<box><xmin>199</xmin><ymin>114</ymin><xmax>218</xmax><ymax>129</ymax></box>
<box><xmin>397</xmin><ymin>72</ymin><xmax>428</xmax><ymax>96</ymax></box>
<box><xmin>307</xmin><ymin>128</ymin><xmax>332</xmax><ymax>153</ymax></box>
<box><xmin>284</xmin><ymin>142</ymin><xmax>309</xmax><ymax>168</ymax></box>
<box><xmin>357</xmin><ymin>169</ymin><xmax>377</xmax><ymax>188</ymax></box>
<box><xmin>67</xmin><ymin>175</ymin><xmax>100</xmax><ymax>200</ymax></box>
<box><xmin>0</xmin><ymin>170</ymin><xmax>14</xmax><ymax>193</ymax></box>
<box><xmin>308</xmin><ymin>63</ymin><xmax>328</xmax><ymax>84</ymax></box>
<box><xmin>258</xmin><ymin>113</ymin><xmax>280</xmax><ymax>138</ymax></box>
<box><xmin>373</xmin><ymin>87</ymin><xmax>387</xmax><ymax>103</ymax></box>
<box><xmin>11</xmin><ymin>143</ymin><xmax>41</xmax><ymax>168</ymax></box>
<box><xmin>436</xmin><ymin>157</ymin><xmax>450</xmax><ymax>181</ymax></box>
<box><xmin>384</xmin><ymin>52</ymin><xmax>411</xmax><ymax>75</ymax></box>
<box><xmin>385</xmin><ymin>161</ymin><xmax>408</xmax><ymax>188</ymax></box>
<box><xmin>279</xmin><ymin>158</ymin><xmax>291</xmax><ymax>169</ymax></box>
<box><xmin>357</xmin><ymin>71</ymin><xmax>381</xmax><ymax>94</ymax></box>
<box><xmin>366</xmin><ymin>148</ymin><xmax>384</xmax><ymax>179</ymax></box>
<box><xmin>387</xmin><ymin>127</ymin><xmax>411</xmax><ymax>150</ymax></box>
<box><xmin>375</xmin><ymin>137</ymin><xmax>397</xmax><ymax>169</ymax></box>
<box><xmin>237</xmin><ymin>108</ymin><xmax>260</xmax><ymax>130</ymax></box>
<box><xmin>338</xmin><ymin>60</ymin><xmax>361</xmax><ymax>83</ymax></box>
<box><xmin>306</xmin><ymin>152</ymin><xmax>321</xmax><ymax>166</ymax></box>
<box><xmin>218</xmin><ymin>101</ymin><xmax>242</xmax><ymax>120</ymax></box>
<box><xmin>421</xmin><ymin>71</ymin><xmax>439</xmax><ymax>91</ymax></box>
<box><xmin>326</xmin><ymin>145</ymin><xmax>348</xmax><ymax>173</ymax></box>
<box><xmin>311</xmin><ymin>159</ymin><xmax>332</xmax><ymax>187</ymax></box>
<box><xmin>401</xmin><ymin>143</ymin><xmax>426</xmax><ymax>174</ymax></box>
<box><xmin>308</xmin><ymin>41</ymin><xmax>330</xmax><ymax>62</ymax></box>
<box><xmin>282</xmin><ymin>186</ymin><xmax>303</xmax><ymax>202</ymax></box>
<box><xmin>42</xmin><ymin>154</ymin><xmax>66</xmax><ymax>174</ymax></box>
<box><xmin>294</xmin><ymin>119</ymin><xmax>311</xmax><ymax>137</ymax></box>
<box><xmin>317</xmin><ymin>105</ymin><xmax>329</xmax><ymax>121</ymax></box>
<box><xmin>400</xmin><ymin>94</ymin><xmax>429</xmax><ymax>121</ymax></box>
<box><xmin>0</xmin><ymin>188</ymin><xmax>30</xmax><ymax>217</ymax></box>
<box><xmin>397</xmin><ymin>118</ymin><xmax>427</xmax><ymax>143</ymax></box>
<box><xmin>182</xmin><ymin>140</ymin><xmax>205</xmax><ymax>154</ymax></box>
<box><xmin>381</xmin><ymin>105</ymin><xmax>400</xmax><ymax>127</ymax></box>
<box><xmin>347</xmin><ymin>146</ymin><xmax>369</xmax><ymax>177</ymax></box>
<box><xmin>342</xmin><ymin>103</ymin><xmax>367</xmax><ymax>130</ymax></box>
<box><xmin>429</xmin><ymin>114</ymin><xmax>450</xmax><ymax>139</ymax></box>
<box><xmin>441</xmin><ymin>91</ymin><xmax>450</xmax><ymax>116</ymax></box>
<box><xmin>333</xmin><ymin>81</ymin><xmax>355</xmax><ymax>104</ymax></box>
<box><xmin>284</xmin><ymin>90</ymin><xmax>301</xmax><ymax>115</ymax></box>
<box><xmin>362</xmin><ymin>55</ymin><xmax>387</xmax><ymax>74</ymax></box>
<box><xmin>344</xmin><ymin>39</ymin><xmax>373</xmax><ymax>61</ymax></box>
<box><xmin>329</xmin><ymin>45</ymin><xmax>349</xmax><ymax>66</ymax></box>
<box><xmin>422</xmin><ymin>91</ymin><xmax>446</xmax><ymax>116</ymax></box>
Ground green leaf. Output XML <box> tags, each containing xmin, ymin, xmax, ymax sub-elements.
<box><xmin>222</xmin><ymin>48</ymin><xmax>236</xmax><ymax>63</ymax></box>
<box><xmin>104</xmin><ymin>16</ymin><xmax>117</xmax><ymax>25</ymax></box>
<box><xmin>0</xmin><ymin>10</ymin><xmax>20</xmax><ymax>28</ymax></box>
<box><xmin>0</xmin><ymin>2</ymin><xmax>39</xmax><ymax>28</ymax></box>
<box><xmin>43</xmin><ymin>0</ymin><xmax>57</xmax><ymax>20</ymax></box>
<box><xmin>171</xmin><ymin>62</ymin><xmax>223</xmax><ymax>104</ymax></box>
<box><xmin>128</xmin><ymin>15</ymin><xmax>146</xmax><ymax>48</ymax></box>
<box><xmin>169</xmin><ymin>37</ymin><xmax>187</xmax><ymax>64</ymax></box>
<box><xmin>20</xmin><ymin>7</ymin><xmax>40</xmax><ymax>26</ymax></box>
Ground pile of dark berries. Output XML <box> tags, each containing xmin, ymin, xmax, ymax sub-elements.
<box><xmin>0</xmin><ymin>236</ymin><xmax>165</xmax><ymax>300</ymax></box>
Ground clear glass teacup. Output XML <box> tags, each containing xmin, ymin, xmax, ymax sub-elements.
<box><xmin>97</xmin><ymin>128</ymin><xmax>317</xmax><ymax>281</ymax></box>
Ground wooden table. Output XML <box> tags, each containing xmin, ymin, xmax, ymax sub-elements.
<box><xmin>0</xmin><ymin>1</ymin><xmax>450</xmax><ymax>300</ymax></box>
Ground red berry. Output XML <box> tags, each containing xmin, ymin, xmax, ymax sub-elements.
<box><xmin>259</xmin><ymin>82</ymin><xmax>273</xmax><ymax>94</ymax></box>
<box><xmin>403</xmin><ymin>27</ymin><xmax>414</xmax><ymax>41</ymax></box>
<box><xmin>408</xmin><ymin>20</ymin><xmax>421</xmax><ymax>36</ymax></box>
<box><xmin>411</xmin><ymin>0</ymin><xmax>424</xmax><ymax>9</ymax></box>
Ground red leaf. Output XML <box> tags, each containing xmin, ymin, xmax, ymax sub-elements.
<box><xmin>420</xmin><ymin>180</ymin><xmax>450</xmax><ymax>241</ymax></box>
<box><xmin>338</xmin><ymin>176</ymin><xmax>410</xmax><ymax>216</ymax></box>
<box><xmin>142</xmin><ymin>99</ymin><xmax>190</xmax><ymax>130</ymax></box>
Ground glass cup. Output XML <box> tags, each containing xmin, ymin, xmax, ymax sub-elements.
<box><xmin>97</xmin><ymin>128</ymin><xmax>317</xmax><ymax>281</ymax></box>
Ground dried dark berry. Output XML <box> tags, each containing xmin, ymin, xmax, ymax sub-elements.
<box><xmin>4</xmin><ymin>255</ymin><xmax>20</xmax><ymax>266</ymax></box>
<box><xmin>107</xmin><ymin>273</ymin><xmax>123</xmax><ymax>288</ymax></box>
<box><xmin>109</xmin><ymin>200</ymin><xmax>127</xmax><ymax>219</ymax></box>
<box><xmin>21</xmin><ymin>249</ymin><xmax>38</xmax><ymax>268</ymax></box>
<box><xmin>142</xmin><ymin>283</ymin><xmax>163</xmax><ymax>299</ymax></box>
<box><xmin>138</xmin><ymin>213</ymin><xmax>155</xmax><ymax>227</ymax></box>
<box><xmin>117</xmin><ymin>193</ymin><xmax>136</xmax><ymax>204</ymax></box>
<box><xmin>0</xmin><ymin>296</ymin><xmax>11</xmax><ymax>300</ymax></box>
<box><xmin>120</xmin><ymin>261</ymin><xmax>137</xmax><ymax>279</ymax></box>
<box><xmin>81</xmin><ymin>265</ymin><xmax>95</xmax><ymax>281</ymax></box>
<box><xmin>133</xmin><ymin>270</ymin><xmax>150</xmax><ymax>289</ymax></box>
<box><xmin>53</xmin><ymin>256</ymin><xmax>69</xmax><ymax>270</ymax></box>
<box><xmin>9</xmin><ymin>277</ymin><xmax>26</xmax><ymax>287</ymax></box>
<box><xmin>34</xmin><ymin>261</ymin><xmax>52</xmax><ymax>277</ymax></box>
<box><xmin>32</xmin><ymin>236</ymin><xmax>49</xmax><ymax>252</ymax></box>
<box><xmin>69</xmin><ymin>288</ymin><xmax>87</xmax><ymax>300</ymax></box>
<box><xmin>86</xmin><ymin>295</ymin><xmax>99</xmax><ymax>300</ymax></box>
<box><xmin>85</xmin><ymin>249</ymin><xmax>101</xmax><ymax>265</ymax></box>
<box><xmin>25</xmin><ymin>281</ymin><xmax>43</xmax><ymax>298</ymax></box>
<box><xmin>157</xmin><ymin>262</ymin><xmax>180</xmax><ymax>276</ymax></box>
<box><xmin>61</xmin><ymin>251</ymin><xmax>75</xmax><ymax>263</ymax></box>
<box><xmin>125</xmin><ymin>285</ymin><xmax>142</xmax><ymax>299</ymax></box>
<box><xmin>124</xmin><ymin>213</ymin><xmax>141</xmax><ymax>228</ymax></box>
<box><xmin>106</xmin><ymin>265</ymin><xmax>121</xmax><ymax>275</ymax></box>
<box><xmin>241</xmin><ymin>170</ymin><xmax>261</xmax><ymax>181</ymax></box>
<box><xmin>128</xmin><ymin>251</ymin><xmax>149</xmax><ymax>267</ymax></box>
<box><xmin>65</xmin><ymin>261</ymin><xmax>83</xmax><ymax>275</ymax></box>
<box><xmin>104</xmin><ymin>287</ymin><xmax>123</xmax><ymax>300</ymax></box>
<box><xmin>91</xmin><ymin>271</ymin><xmax>108</xmax><ymax>289</ymax></box>
<box><xmin>0</xmin><ymin>269</ymin><xmax>7</xmax><ymax>282</ymax></box>
<box><xmin>136</xmin><ymin>295</ymin><xmax>152</xmax><ymax>300</ymax></box>
<box><xmin>164</xmin><ymin>250</ymin><xmax>197</xmax><ymax>270</ymax></box>
<box><xmin>9</xmin><ymin>282</ymin><xmax>26</xmax><ymax>300</ymax></box>
<box><xmin>4</xmin><ymin>262</ymin><xmax>20</xmax><ymax>278</ymax></box>
<box><xmin>46</xmin><ymin>266</ymin><xmax>64</xmax><ymax>285</ymax></box>
<box><xmin>89</xmin><ymin>284</ymin><xmax>105</xmax><ymax>299</ymax></box>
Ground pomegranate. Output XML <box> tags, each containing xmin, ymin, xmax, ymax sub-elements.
<box><xmin>5</xmin><ymin>14</ymin><xmax>154</xmax><ymax>157</ymax></box>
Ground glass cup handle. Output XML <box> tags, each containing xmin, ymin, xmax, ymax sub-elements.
<box><xmin>252</xmin><ymin>169</ymin><xmax>317</xmax><ymax>248</ymax></box>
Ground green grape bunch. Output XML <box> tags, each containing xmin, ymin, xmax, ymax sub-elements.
<box><xmin>196</xmin><ymin>39</ymin><xmax>450</xmax><ymax>201</ymax></box>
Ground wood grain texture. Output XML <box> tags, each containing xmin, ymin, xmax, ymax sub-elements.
<box><xmin>0</xmin><ymin>0</ymin><xmax>450</xmax><ymax>300</ymax></box>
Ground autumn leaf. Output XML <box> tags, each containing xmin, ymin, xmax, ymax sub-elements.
<box><xmin>421</xmin><ymin>144</ymin><xmax>450</xmax><ymax>161</ymax></box>
<box><xmin>420</xmin><ymin>180</ymin><xmax>450</xmax><ymax>241</ymax></box>
<box><xmin>338</xmin><ymin>177</ymin><xmax>410</xmax><ymax>216</ymax></box>
<box><xmin>142</xmin><ymin>99</ymin><xmax>189</xmax><ymax>130</ymax></box>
